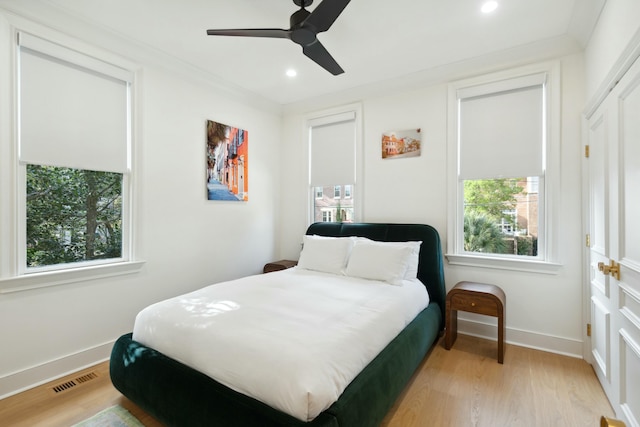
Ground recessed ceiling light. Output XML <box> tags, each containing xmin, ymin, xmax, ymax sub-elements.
<box><xmin>481</xmin><ymin>1</ymin><xmax>498</xmax><ymax>14</ymax></box>
<box><xmin>286</xmin><ymin>69</ymin><xmax>297</xmax><ymax>77</ymax></box>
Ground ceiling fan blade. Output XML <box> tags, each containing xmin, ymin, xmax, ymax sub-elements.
<box><xmin>302</xmin><ymin>39</ymin><xmax>344</xmax><ymax>75</ymax></box>
<box><xmin>206</xmin><ymin>28</ymin><xmax>291</xmax><ymax>39</ymax></box>
<box><xmin>305</xmin><ymin>0</ymin><xmax>351</xmax><ymax>33</ymax></box>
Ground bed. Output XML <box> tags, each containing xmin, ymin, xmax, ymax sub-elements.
<box><xmin>110</xmin><ymin>222</ymin><xmax>446</xmax><ymax>427</ymax></box>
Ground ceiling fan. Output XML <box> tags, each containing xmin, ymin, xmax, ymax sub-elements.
<box><xmin>206</xmin><ymin>0</ymin><xmax>351</xmax><ymax>75</ymax></box>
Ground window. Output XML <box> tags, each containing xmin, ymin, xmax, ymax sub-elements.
<box><xmin>17</xmin><ymin>32</ymin><xmax>132</xmax><ymax>273</ymax></box>
<box><xmin>447</xmin><ymin>64</ymin><xmax>560</xmax><ymax>271</ymax></box>
<box><xmin>312</xmin><ymin>185</ymin><xmax>354</xmax><ymax>223</ymax></box>
<box><xmin>463</xmin><ymin>177</ymin><xmax>538</xmax><ymax>256</ymax></box>
<box><xmin>308</xmin><ymin>105</ymin><xmax>362</xmax><ymax>224</ymax></box>
<box><xmin>322</xmin><ymin>210</ymin><xmax>333</xmax><ymax>222</ymax></box>
<box><xmin>0</xmin><ymin>30</ymin><xmax>142</xmax><ymax>292</ymax></box>
<box><xmin>26</xmin><ymin>166</ymin><xmax>123</xmax><ymax>268</ymax></box>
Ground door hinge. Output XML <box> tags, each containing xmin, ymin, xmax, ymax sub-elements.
<box><xmin>587</xmin><ymin>323</ymin><xmax>591</xmax><ymax>337</ymax></box>
<box><xmin>586</xmin><ymin>234</ymin><xmax>591</xmax><ymax>247</ymax></box>
<box><xmin>585</xmin><ymin>145</ymin><xmax>590</xmax><ymax>158</ymax></box>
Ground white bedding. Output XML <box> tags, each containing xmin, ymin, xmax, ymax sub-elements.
<box><xmin>132</xmin><ymin>267</ymin><xmax>429</xmax><ymax>421</ymax></box>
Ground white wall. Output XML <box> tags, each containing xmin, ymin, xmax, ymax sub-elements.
<box><xmin>0</xmin><ymin>10</ymin><xmax>282</xmax><ymax>397</ymax></box>
<box><xmin>279</xmin><ymin>53</ymin><xmax>587</xmax><ymax>357</ymax></box>
<box><xmin>585</xmin><ymin>0</ymin><xmax>640</xmax><ymax>102</ymax></box>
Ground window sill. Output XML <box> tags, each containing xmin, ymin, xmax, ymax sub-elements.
<box><xmin>0</xmin><ymin>260</ymin><xmax>145</xmax><ymax>294</ymax></box>
<box><xmin>445</xmin><ymin>254</ymin><xmax>562</xmax><ymax>275</ymax></box>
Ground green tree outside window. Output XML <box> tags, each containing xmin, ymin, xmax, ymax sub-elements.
<box><xmin>463</xmin><ymin>178</ymin><xmax>528</xmax><ymax>255</ymax></box>
<box><xmin>26</xmin><ymin>165</ymin><xmax>122</xmax><ymax>267</ymax></box>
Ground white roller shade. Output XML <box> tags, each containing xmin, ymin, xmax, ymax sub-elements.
<box><xmin>309</xmin><ymin>112</ymin><xmax>356</xmax><ymax>186</ymax></box>
<box><xmin>18</xmin><ymin>33</ymin><xmax>131</xmax><ymax>173</ymax></box>
<box><xmin>458</xmin><ymin>75</ymin><xmax>545</xmax><ymax>180</ymax></box>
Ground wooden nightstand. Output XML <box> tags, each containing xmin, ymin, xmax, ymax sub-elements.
<box><xmin>445</xmin><ymin>281</ymin><xmax>506</xmax><ymax>363</ymax></box>
<box><xmin>263</xmin><ymin>260</ymin><xmax>298</xmax><ymax>273</ymax></box>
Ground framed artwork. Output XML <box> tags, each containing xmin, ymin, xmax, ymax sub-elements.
<box><xmin>206</xmin><ymin>120</ymin><xmax>248</xmax><ymax>201</ymax></box>
<box><xmin>381</xmin><ymin>128</ymin><xmax>421</xmax><ymax>159</ymax></box>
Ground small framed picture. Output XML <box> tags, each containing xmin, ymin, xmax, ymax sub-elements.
<box><xmin>382</xmin><ymin>128</ymin><xmax>421</xmax><ymax>159</ymax></box>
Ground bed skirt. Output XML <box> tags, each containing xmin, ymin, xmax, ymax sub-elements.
<box><xmin>110</xmin><ymin>301</ymin><xmax>442</xmax><ymax>427</ymax></box>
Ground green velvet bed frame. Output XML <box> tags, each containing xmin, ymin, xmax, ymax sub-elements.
<box><xmin>110</xmin><ymin>223</ymin><xmax>445</xmax><ymax>427</ymax></box>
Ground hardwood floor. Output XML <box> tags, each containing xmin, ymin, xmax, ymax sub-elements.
<box><xmin>0</xmin><ymin>362</ymin><xmax>162</xmax><ymax>427</ymax></box>
<box><xmin>0</xmin><ymin>335</ymin><xmax>615</xmax><ymax>427</ymax></box>
<box><xmin>381</xmin><ymin>335</ymin><xmax>615</xmax><ymax>427</ymax></box>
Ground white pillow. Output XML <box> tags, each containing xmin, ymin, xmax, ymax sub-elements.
<box><xmin>345</xmin><ymin>240</ymin><xmax>416</xmax><ymax>285</ymax></box>
<box><xmin>297</xmin><ymin>235</ymin><xmax>354</xmax><ymax>275</ymax></box>
<box><xmin>397</xmin><ymin>241</ymin><xmax>422</xmax><ymax>279</ymax></box>
<box><xmin>350</xmin><ymin>238</ymin><xmax>422</xmax><ymax>280</ymax></box>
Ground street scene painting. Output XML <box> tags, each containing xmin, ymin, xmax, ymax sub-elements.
<box><xmin>206</xmin><ymin>120</ymin><xmax>248</xmax><ymax>201</ymax></box>
<box><xmin>381</xmin><ymin>128</ymin><xmax>421</xmax><ymax>159</ymax></box>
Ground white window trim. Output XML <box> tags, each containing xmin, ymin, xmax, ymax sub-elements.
<box><xmin>0</xmin><ymin>22</ymin><xmax>144</xmax><ymax>293</ymax></box>
<box><xmin>446</xmin><ymin>62</ymin><xmax>562</xmax><ymax>273</ymax></box>
<box><xmin>0</xmin><ymin>261</ymin><xmax>145</xmax><ymax>294</ymax></box>
<box><xmin>306</xmin><ymin>103</ymin><xmax>363</xmax><ymax>224</ymax></box>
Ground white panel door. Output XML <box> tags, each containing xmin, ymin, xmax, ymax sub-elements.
<box><xmin>615</xmin><ymin>57</ymin><xmax>640</xmax><ymax>427</ymax></box>
<box><xmin>586</xmin><ymin>54</ymin><xmax>640</xmax><ymax>427</ymax></box>
<box><xmin>587</xmin><ymin>98</ymin><xmax>615</xmax><ymax>401</ymax></box>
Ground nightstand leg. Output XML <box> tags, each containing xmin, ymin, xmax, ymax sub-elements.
<box><xmin>445</xmin><ymin>307</ymin><xmax>458</xmax><ymax>350</ymax></box>
<box><xmin>498</xmin><ymin>311</ymin><xmax>505</xmax><ymax>364</ymax></box>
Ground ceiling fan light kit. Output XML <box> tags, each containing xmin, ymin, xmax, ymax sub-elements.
<box><xmin>206</xmin><ymin>0</ymin><xmax>351</xmax><ymax>75</ymax></box>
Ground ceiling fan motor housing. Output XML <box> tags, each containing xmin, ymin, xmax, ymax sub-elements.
<box><xmin>290</xmin><ymin>9</ymin><xmax>316</xmax><ymax>45</ymax></box>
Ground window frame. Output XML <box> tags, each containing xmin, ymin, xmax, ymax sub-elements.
<box><xmin>0</xmin><ymin>25</ymin><xmax>143</xmax><ymax>294</ymax></box>
<box><xmin>446</xmin><ymin>62</ymin><xmax>562</xmax><ymax>274</ymax></box>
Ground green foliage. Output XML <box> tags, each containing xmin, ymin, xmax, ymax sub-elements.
<box><xmin>515</xmin><ymin>235</ymin><xmax>537</xmax><ymax>256</ymax></box>
<box><xmin>463</xmin><ymin>178</ymin><xmax>526</xmax><ymax>254</ymax></box>
<box><xmin>26</xmin><ymin>165</ymin><xmax>122</xmax><ymax>268</ymax></box>
<box><xmin>464</xmin><ymin>178</ymin><xmax>524</xmax><ymax>224</ymax></box>
<box><xmin>463</xmin><ymin>212</ymin><xmax>508</xmax><ymax>253</ymax></box>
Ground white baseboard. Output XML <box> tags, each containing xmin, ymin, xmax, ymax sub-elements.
<box><xmin>0</xmin><ymin>340</ymin><xmax>115</xmax><ymax>400</ymax></box>
<box><xmin>456</xmin><ymin>317</ymin><xmax>584</xmax><ymax>358</ymax></box>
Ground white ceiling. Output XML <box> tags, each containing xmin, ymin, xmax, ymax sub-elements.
<box><xmin>3</xmin><ymin>0</ymin><xmax>605</xmax><ymax>106</ymax></box>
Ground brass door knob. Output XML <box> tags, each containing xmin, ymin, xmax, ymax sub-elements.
<box><xmin>598</xmin><ymin>262</ymin><xmax>610</xmax><ymax>274</ymax></box>
<box><xmin>597</xmin><ymin>260</ymin><xmax>621</xmax><ymax>280</ymax></box>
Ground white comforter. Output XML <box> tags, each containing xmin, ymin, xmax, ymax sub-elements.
<box><xmin>132</xmin><ymin>267</ymin><xmax>429</xmax><ymax>421</ymax></box>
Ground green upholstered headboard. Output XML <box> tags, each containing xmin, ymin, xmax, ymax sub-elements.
<box><xmin>305</xmin><ymin>222</ymin><xmax>446</xmax><ymax>331</ymax></box>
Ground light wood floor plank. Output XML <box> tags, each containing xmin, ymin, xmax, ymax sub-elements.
<box><xmin>0</xmin><ymin>335</ymin><xmax>614</xmax><ymax>427</ymax></box>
